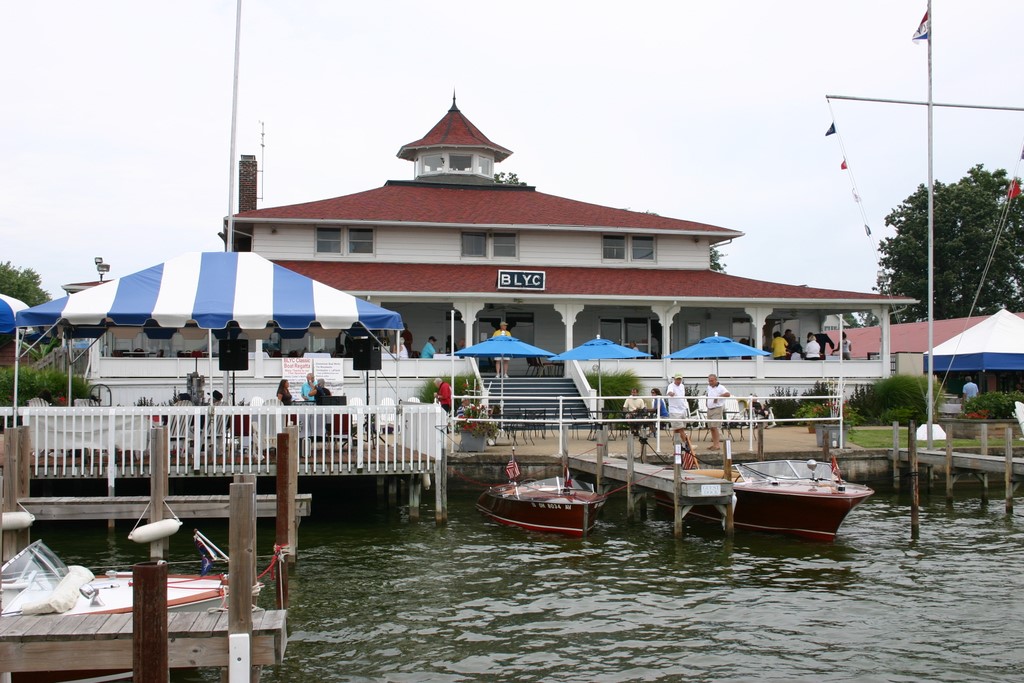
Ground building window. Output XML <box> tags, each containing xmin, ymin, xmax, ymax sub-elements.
<box><xmin>349</xmin><ymin>228</ymin><xmax>374</xmax><ymax>254</ymax></box>
<box><xmin>421</xmin><ymin>154</ymin><xmax>443</xmax><ymax>174</ymax></box>
<box><xmin>605</xmin><ymin>234</ymin><xmax>656</xmax><ymax>261</ymax></box>
<box><xmin>316</xmin><ymin>228</ymin><xmax>342</xmax><ymax>253</ymax></box>
<box><xmin>449</xmin><ymin>154</ymin><xmax>472</xmax><ymax>172</ymax></box>
<box><xmin>632</xmin><ymin>236</ymin><xmax>655</xmax><ymax>261</ymax></box>
<box><xmin>603</xmin><ymin>235</ymin><xmax>626</xmax><ymax>260</ymax></box>
<box><xmin>492</xmin><ymin>233</ymin><xmax>517</xmax><ymax>258</ymax></box>
<box><xmin>478</xmin><ymin>157</ymin><xmax>493</xmax><ymax>177</ymax></box>
<box><xmin>462</xmin><ymin>232</ymin><xmax>486</xmax><ymax>257</ymax></box>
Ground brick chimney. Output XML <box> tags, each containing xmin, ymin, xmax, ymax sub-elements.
<box><xmin>238</xmin><ymin>154</ymin><xmax>258</xmax><ymax>213</ymax></box>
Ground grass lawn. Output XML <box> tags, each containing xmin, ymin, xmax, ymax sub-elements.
<box><xmin>848</xmin><ymin>426</ymin><xmax>983</xmax><ymax>450</ymax></box>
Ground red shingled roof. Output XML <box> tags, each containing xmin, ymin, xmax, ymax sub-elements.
<box><xmin>237</xmin><ymin>182</ymin><xmax>740</xmax><ymax>235</ymax></box>
<box><xmin>277</xmin><ymin>260</ymin><xmax>898</xmax><ymax>301</ymax></box>
<box><xmin>397</xmin><ymin>99</ymin><xmax>512</xmax><ymax>162</ymax></box>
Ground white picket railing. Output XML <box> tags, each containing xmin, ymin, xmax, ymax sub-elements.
<box><xmin>16</xmin><ymin>403</ymin><xmax>447</xmax><ymax>482</ymax></box>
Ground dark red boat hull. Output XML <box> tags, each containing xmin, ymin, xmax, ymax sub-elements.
<box><xmin>476</xmin><ymin>482</ymin><xmax>607</xmax><ymax>537</ymax></box>
<box><xmin>657</xmin><ymin>481</ymin><xmax>873</xmax><ymax>542</ymax></box>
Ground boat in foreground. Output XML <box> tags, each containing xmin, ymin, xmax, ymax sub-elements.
<box><xmin>477</xmin><ymin>475</ymin><xmax>608</xmax><ymax>537</ymax></box>
<box><xmin>657</xmin><ymin>459</ymin><xmax>874</xmax><ymax>542</ymax></box>
<box><xmin>2</xmin><ymin>539</ymin><xmax>226</xmax><ymax>618</ymax></box>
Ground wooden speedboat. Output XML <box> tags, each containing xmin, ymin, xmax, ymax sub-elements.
<box><xmin>2</xmin><ymin>540</ymin><xmax>226</xmax><ymax>618</ymax></box>
<box><xmin>656</xmin><ymin>459</ymin><xmax>873</xmax><ymax>542</ymax></box>
<box><xmin>3</xmin><ymin>539</ymin><xmax>228</xmax><ymax>683</ymax></box>
<box><xmin>476</xmin><ymin>475</ymin><xmax>607</xmax><ymax>537</ymax></box>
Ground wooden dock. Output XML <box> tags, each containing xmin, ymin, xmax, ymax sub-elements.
<box><xmin>0</xmin><ymin>609</ymin><xmax>286</xmax><ymax>674</ymax></box>
<box><xmin>568</xmin><ymin>449</ymin><xmax>735</xmax><ymax>537</ymax></box>
<box><xmin>18</xmin><ymin>493</ymin><xmax>312</xmax><ymax>521</ymax></box>
<box><xmin>568</xmin><ymin>452</ymin><xmax>733</xmax><ymax>504</ymax></box>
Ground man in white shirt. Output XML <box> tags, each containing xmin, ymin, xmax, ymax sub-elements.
<box><xmin>705</xmin><ymin>374</ymin><xmax>730</xmax><ymax>451</ymax></box>
<box><xmin>665</xmin><ymin>374</ymin><xmax>690</xmax><ymax>444</ymax></box>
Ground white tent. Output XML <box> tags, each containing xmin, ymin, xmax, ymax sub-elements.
<box><xmin>927</xmin><ymin>309</ymin><xmax>1024</xmax><ymax>372</ymax></box>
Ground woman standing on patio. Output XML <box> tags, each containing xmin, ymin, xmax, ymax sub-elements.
<box><xmin>276</xmin><ymin>379</ymin><xmax>293</xmax><ymax>405</ymax></box>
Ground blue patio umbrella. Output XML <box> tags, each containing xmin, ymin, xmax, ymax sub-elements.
<box><xmin>667</xmin><ymin>333</ymin><xmax>768</xmax><ymax>374</ymax></box>
<box><xmin>455</xmin><ymin>335</ymin><xmax>554</xmax><ymax>400</ymax></box>
<box><xmin>550</xmin><ymin>337</ymin><xmax>650</xmax><ymax>400</ymax></box>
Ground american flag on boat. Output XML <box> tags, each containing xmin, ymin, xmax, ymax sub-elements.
<box><xmin>680</xmin><ymin>443</ymin><xmax>697</xmax><ymax>470</ymax></box>
<box><xmin>831</xmin><ymin>454</ymin><xmax>843</xmax><ymax>481</ymax></box>
<box><xmin>505</xmin><ymin>456</ymin><xmax>521</xmax><ymax>481</ymax></box>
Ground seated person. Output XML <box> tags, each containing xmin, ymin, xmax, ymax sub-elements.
<box><xmin>314</xmin><ymin>379</ymin><xmax>332</xmax><ymax>404</ymax></box>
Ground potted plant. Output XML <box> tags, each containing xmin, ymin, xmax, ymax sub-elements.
<box><xmin>794</xmin><ymin>402</ymin><xmax>829</xmax><ymax>433</ymax></box>
<box><xmin>456</xmin><ymin>402</ymin><xmax>498</xmax><ymax>452</ymax></box>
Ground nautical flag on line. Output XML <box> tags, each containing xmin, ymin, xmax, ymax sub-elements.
<box><xmin>825</xmin><ymin>122</ymin><xmax>836</xmax><ymax>136</ymax></box>
<box><xmin>841</xmin><ymin>159</ymin><xmax>848</xmax><ymax>170</ymax></box>
<box><xmin>505</xmin><ymin>456</ymin><xmax>521</xmax><ymax>481</ymax></box>
<box><xmin>831</xmin><ymin>454</ymin><xmax>843</xmax><ymax>481</ymax></box>
<box><xmin>864</xmin><ymin>224</ymin><xmax>872</xmax><ymax>237</ymax></box>
<box><xmin>912</xmin><ymin>11</ymin><xmax>929</xmax><ymax>41</ymax></box>
<box><xmin>1008</xmin><ymin>179</ymin><xmax>1022</xmax><ymax>200</ymax></box>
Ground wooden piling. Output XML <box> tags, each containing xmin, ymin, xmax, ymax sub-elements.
<box><xmin>672</xmin><ymin>449</ymin><xmax>682</xmax><ymax>539</ymax></box>
<box><xmin>625</xmin><ymin>435</ymin><xmax>636</xmax><ymax>522</ymax></box>
<box><xmin>227</xmin><ymin>479</ymin><xmax>256</xmax><ymax>682</ymax></box>
<box><xmin>133</xmin><ymin>560</ymin><xmax>168</xmax><ymax>683</ymax></box>
<box><xmin>408</xmin><ymin>473</ymin><xmax>422</xmax><ymax>522</ymax></box>
<box><xmin>595</xmin><ymin>428</ymin><xmax>606</xmax><ymax>489</ymax></box>
<box><xmin>723</xmin><ymin>442</ymin><xmax>734</xmax><ymax>536</ymax></box>
<box><xmin>276</xmin><ymin>428</ymin><xmax>297</xmax><ymax>566</ymax></box>
<box><xmin>945</xmin><ymin>434</ymin><xmax>954</xmax><ymax>503</ymax></box>
<box><xmin>756</xmin><ymin>423</ymin><xmax>765</xmax><ymax>461</ymax></box>
<box><xmin>1</xmin><ymin>427</ymin><xmax>29</xmax><ymax>562</ymax></box>
<box><xmin>909</xmin><ymin>421</ymin><xmax>919</xmax><ymax>539</ymax></box>
<box><xmin>891</xmin><ymin>421</ymin><xmax>901</xmax><ymax>488</ymax></box>
<box><xmin>980</xmin><ymin>422</ymin><xmax>989</xmax><ymax>456</ymax></box>
<box><xmin>435</xmin><ymin>449</ymin><xmax>448</xmax><ymax>526</ymax></box>
<box><xmin>149</xmin><ymin>426</ymin><xmax>169</xmax><ymax>561</ymax></box>
<box><xmin>1005</xmin><ymin>427</ymin><xmax>1014</xmax><ymax>514</ymax></box>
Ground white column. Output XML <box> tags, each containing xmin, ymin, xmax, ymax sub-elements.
<box><xmin>553</xmin><ymin>302</ymin><xmax>583</xmax><ymax>352</ymax></box>
<box><xmin>744</xmin><ymin>306</ymin><xmax>772</xmax><ymax>380</ymax></box>
<box><xmin>458</xmin><ymin>300</ymin><xmax>485</xmax><ymax>345</ymax></box>
<box><xmin>877</xmin><ymin>305</ymin><xmax>891</xmax><ymax>377</ymax></box>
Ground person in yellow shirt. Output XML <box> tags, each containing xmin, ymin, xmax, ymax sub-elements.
<box><xmin>770</xmin><ymin>331</ymin><xmax>788</xmax><ymax>359</ymax></box>
<box><xmin>492</xmin><ymin>321</ymin><xmax>512</xmax><ymax>377</ymax></box>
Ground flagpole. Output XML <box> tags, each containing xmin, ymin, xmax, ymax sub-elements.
<box><xmin>926</xmin><ymin>0</ymin><xmax>935</xmax><ymax>448</ymax></box>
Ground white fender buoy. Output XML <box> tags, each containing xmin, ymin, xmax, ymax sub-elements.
<box><xmin>1</xmin><ymin>511</ymin><xmax>35</xmax><ymax>531</ymax></box>
<box><xmin>128</xmin><ymin>518</ymin><xmax>182</xmax><ymax>543</ymax></box>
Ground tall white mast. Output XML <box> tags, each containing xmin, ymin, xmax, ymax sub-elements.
<box><xmin>925</xmin><ymin>0</ymin><xmax>935</xmax><ymax>447</ymax></box>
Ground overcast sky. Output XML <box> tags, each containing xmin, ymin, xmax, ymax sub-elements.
<box><xmin>3</xmin><ymin>1</ymin><xmax>1023</xmax><ymax>300</ymax></box>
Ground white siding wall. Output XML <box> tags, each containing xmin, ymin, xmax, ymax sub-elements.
<box><xmin>253</xmin><ymin>223</ymin><xmax>711</xmax><ymax>269</ymax></box>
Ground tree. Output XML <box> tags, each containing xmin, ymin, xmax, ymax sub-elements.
<box><xmin>710</xmin><ymin>245</ymin><xmax>726</xmax><ymax>273</ymax></box>
<box><xmin>0</xmin><ymin>261</ymin><xmax>49</xmax><ymax>306</ymax></box>
<box><xmin>876</xmin><ymin>165</ymin><xmax>1024</xmax><ymax>321</ymax></box>
<box><xmin>493</xmin><ymin>172</ymin><xmax>527</xmax><ymax>185</ymax></box>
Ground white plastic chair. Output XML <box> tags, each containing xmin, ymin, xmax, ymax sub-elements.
<box><xmin>249</xmin><ymin>396</ymin><xmax>265</xmax><ymax>407</ymax></box>
<box><xmin>26</xmin><ymin>397</ymin><xmax>49</xmax><ymax>407</ymax></box>
<box><xmin>379</xmin><ymin>396</ymin><xmax>398</xmax><ymax>434</ymax></box>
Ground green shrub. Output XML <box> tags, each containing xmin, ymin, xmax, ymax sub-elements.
<box><xmin>847</xmin><ymin>383</ymin><xmax>879</xmax><ymax>422</ymax></box>
<box><xmin>585</xmin><ymin>370</ymin><xmax>640</xmax><ymax>414</ymax></box>
<box><xmin>769</xmin><ymin>386</ymin><xmax>800</xmax><ymax>421</ymax></box>
<box><xmin>416</xmin><ymin>374</ymin><xmax>480</xmax><ymax>404</ymax></box>
<box><xmin>880</xmin><ymin>406</ymin><xmax>919</xmax><ymax>426</ymax></box>
<box><xmin>873</xmin><ymin>375</ymin><xmax>930</xmax><ymax>425</ymax></box>
<box><xmin>0</xmin><ymin>367</ymin><xmax>91</xmax><ymax>406</ymax></box>
<box><xmin>962</xmin><ymin>391</ymin><xmax>1024</xmax><ymax>420</ymax></box>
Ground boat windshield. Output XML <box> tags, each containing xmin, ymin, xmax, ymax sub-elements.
<box><xmin>736</xmin><ymin>459</ymin><xmax>834</xmax><ymax>482</ymax></box>
<box><xmin>1</xmin><ymin>540</ymin><xmax>70</xmax><ymax>614</ymax></box>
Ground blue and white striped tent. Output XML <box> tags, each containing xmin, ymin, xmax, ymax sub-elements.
<box><xmin>1</xmin><ymin>293</ymin><xmax>28</xmax><ymax>333</ymax></box>
<box><xmin>16</xmin><ymin>252</ymin><xmax>402</xmax><ymax>335</ymax></box>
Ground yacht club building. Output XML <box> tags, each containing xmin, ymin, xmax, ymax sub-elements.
<box><xmin>231</xmin><ymin>99</ymin><xmax>909</xmax><ymax>368</ymax></box>
<box><xmin>74</xmin><ymin>98</ymin><xmax>912</xmax><ymax>405</ymax></box>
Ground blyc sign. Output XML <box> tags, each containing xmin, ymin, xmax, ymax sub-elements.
<box><xmin>497</xmin><ymin>270</ymin><xmax>546</xmax><ymax>290</ymax></box>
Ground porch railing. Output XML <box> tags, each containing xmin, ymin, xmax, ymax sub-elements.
<box><xmin>17</xmin><ymin>403</ymin><xmax>446</xmax><ymax>482</ymax></box>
